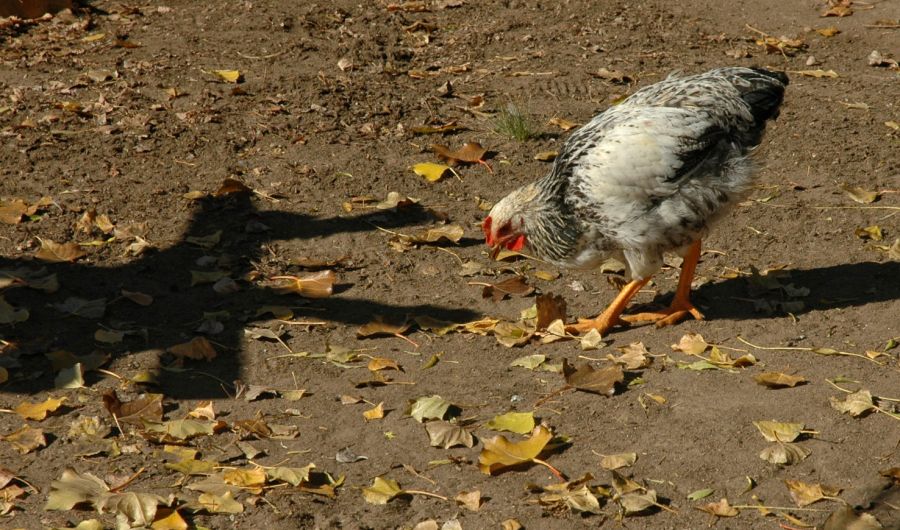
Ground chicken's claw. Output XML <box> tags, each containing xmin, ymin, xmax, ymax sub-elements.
<box><xmin>564</xmin><ymin>316</ymin><xmax>629</xmax><ymax>336</ymax></box>
<box><xmin>621</xmin><ymin>301</ymin><xmax>704</xmax><ymax>328</ymax></box>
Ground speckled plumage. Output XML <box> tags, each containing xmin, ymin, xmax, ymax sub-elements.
<box><xmin>486</xmin><ymin>67</ymin><xmax>787</xmax><ymax>281</ymax></box>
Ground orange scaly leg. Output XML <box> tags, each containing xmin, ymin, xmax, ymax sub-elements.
<box><xmin>621</xmin><ymin>240</ymin><xmax>705</xmax><ymax>328</ymax></box>
<box><xmin>565</xmin><ymin>278</ymin><xmax>650</xmax><ymax>336</ymax></box>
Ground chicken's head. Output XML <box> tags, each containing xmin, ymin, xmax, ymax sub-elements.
<box><xmin>483</xmin><ymin>195</ymin><xmax>527</xmax><ymax>257</ymax></box>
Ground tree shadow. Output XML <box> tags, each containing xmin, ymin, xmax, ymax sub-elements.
<box><xmin>0</xmin><ymin>191</ymin><xmax>480</xmax><ymax>398</ymax></box>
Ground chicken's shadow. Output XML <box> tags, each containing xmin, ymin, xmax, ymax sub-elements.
<box><xmin>0</xmin><ymin>192</ymin><xmax>479</xmax><ymax>398</ymax></box>
<box><xmin>638</xmin><ymin>260</ymin><xmax>900</xmax><ymax>322</ymax></box>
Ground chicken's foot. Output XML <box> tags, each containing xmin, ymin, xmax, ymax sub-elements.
<box><xmin>621</xmin><ymin>240</ymin><xmax>705</xmax><ymax>328</ymax></box>
<box><xmin>565</xmin><ymin>278</ymin><xmax>649</xmax><ymax>335</ymax></box>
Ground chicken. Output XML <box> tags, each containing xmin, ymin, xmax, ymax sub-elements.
<box><xmin>483</xmin><ymin>67</ymin><xmax>788</xmax><ymax>335</ymax></box>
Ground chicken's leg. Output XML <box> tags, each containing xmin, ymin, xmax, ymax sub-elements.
<box><xmin>565</xmin><ymin>278</ymin><xmax>650</xmax><ymax>336</ymax></box>
<box><xmin>621</xmin><ymin>240</ymin><xmax>705</xmax><ymax>327</ymax></box>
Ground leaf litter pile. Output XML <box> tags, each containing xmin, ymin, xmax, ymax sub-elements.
<box><xmin>1</xmin><ymin>0</ymin><xmax>899</xmax><ymax>529</ymax></box>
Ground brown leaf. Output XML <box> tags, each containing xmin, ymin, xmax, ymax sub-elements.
<box><xmin>431</xmin><ymin>142</ymin><xmax>488</xmax><ymax>165</ymax></box>
<box><xmin>548</xmin><ymin>117</ymin><xmax>578</xmax><ymax>131</ymax></box>
<box><xmin>562</xmin><ymin>359</ymin><xmax>623</xmax><ymax>396</ymax></box>
<box><xmin>357</xmin><ymin>315</ymin><xmax>411</xmax><ymax>338</ymax></box>
<box><xmin>592</xmin><ymin>67</ymin><xmax>633</xmax><ymax>84</ymax></box>
<box><xmin>672</xmin><ymin>333</ymin><xmax>709</xmax><ymax>355</ymax></box>
<box><xmin>482</xmin><ymin>276</ymin><xmax>534</xmax><ymax>301</ymax></box>
<box><xmin>455</xmin><ymin>490</ymin><xmax>482</xmax><ymax>511</ymax></box>
<box><xmin>367</xmin><ymin>357</ymin><xmax>401</xmax><ymax>372</ymax></box>
<box><xmin>0</xmin><ymin>199</ymin><xmax>29</xmax><ymax>225</ymax></box>
<box><xmin>536</xmin><ymin>293</ymin><xmax>567</xmax><ymax>330</ymax></box>
<box><xmin>821</xmin><ymin>1</ymin><xmax>852</xmax><ymax>17</ymax></box>
<box><xmin>14</xmin><ymin>396</ymin><xmax>66</xmax><ymax>421</ymax></box>
<box><xmin>167</xmin><ymin>336</ymin><xmax>218</xmax><ymax>362</ymax></box>
<box><xmin>34</xmin><ymin>239</ymin><xmax>86</xmax><ymax>263</ymax></box>
<box><xmin>754</xmin><ymin>372</ymin><xmax>808</xmax><ymax>388</ymax></box>
<box><xmin>363</xmin><ymin>402</ymin><xmax>385</xmax><ymax>421</ymax></box>
<box><xmin>213</xmin><ymin>177</ymin><xmax>252</xmax><ymax>197</ymax></box>
<box><xmin>101</xmin><ymin>391</ymin><xmax>163</xmax><ymax>425</ymax></box>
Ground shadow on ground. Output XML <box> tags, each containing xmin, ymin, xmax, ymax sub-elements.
<box><xmin>0</xmin><ymin>191</ymin><xmax>479</xmax><ymax>398</ymax></box>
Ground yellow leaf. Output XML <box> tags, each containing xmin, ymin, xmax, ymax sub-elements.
<box><xmin>167</xmin><ymin>336</ymin><xmax>218</xmax><ymax>361</ymax></box>
<box><xmin>478</xmin><ymin>425</ymin><xmax>553</xmax><ymax>475</ymax></box>
<box><xmin>412</xmin><ymin>162</ymin><xmax>451</xmax><ymax>182</ymax></box>
<box><xmin>792</xmin><ymin>69</ymin><xmax>839</xmax><ymax>78</ymax></box>
<box><xmin>753</xmin><ymin>372</ymin><xmax>808</xmax><ymax>388</ymax></box>
<box><xmin>548</xmin><ymin>117</ymin><xmax>578</xmax><ymax>131</ymax></box>
<box><xmin>485</xmin><ymin>412</ymin><xmax>535</xmax><ymax>434</ymax></box>
<box><xmin>223</xmin><ymin>468</ymin><xmax>266</xmax><ymax>491</ymax></box>
<box><xmin>14</xmin><ymin>396</ymin><xmax>66</xmax><ymax>421</ymax></box>
<box><xmin>815</xmin><ymin>27</ymin><xmax>840</xmax><ymax>37</ymax></box>
<box><xmin>197</xmin><ymin>491</ymin><xmax>243</xmax><ymax>514</ymax></box>
<box><xmin>455</xmin><ymin>490</ymin><xmax>482</xmax><ymax>511</ymax></box>
<box><xmin>363</xmin><ymin>402</ymin><xmax>385</xmax><ymax>421</ymax></box>
<box><xmin>599</xmin><ymin>452</ymin><xmax>637</xmax><ymax>470</ymax></box>
<box><xmin>697</xmin><ymin>498</ymin><xmax>740</xmax><ymax>517</ymax></box>
<box><xmin>672</xmin><ymin>333</ymin><xmax>709</xmax><ymax>355</ymax></box>
<box><xmin>151</xmin><ymin>510</ymin><xmax>189</xmax><ymax>530</ymax></box>
<box><xmin>213</xmin><ymin>70</ymin><xmax>242</xmax><ymax>83</ymax></box>
<box><xmin>841</xmin><ymin>184</ymin><xmax>879</xmax><ymax>204</ymax></box>
<box><xmin>753</xmin><ymin>420</ymin><xmax>803</xmax><ymax>442</ymax></box>
<box><xmin>362</xmin><ymin>476</ymin><xmax>404</xmax><ymax>504</ymax></box>
<box><xmin>82</xmin><ymin>33</ymin><xmax>106</xmax><ymax>42</ymax></box>
<box><xmin>533</xmin><ymin>150</ymin><xmax>558</xmax><ymax>161</ymax></box>
<box><xmin>367</xmin><ymin>357</ymin><xmax>401</xmax><ymax>372</ymax></box>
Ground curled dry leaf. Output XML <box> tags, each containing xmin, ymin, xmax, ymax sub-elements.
<box><xmin>478</xmin><ymin>425</ymin><xmax>553</xmax><ymax>475</ymax></box>
<box><xmin>830</xmin><ymin>389</ymin><xmax>875</xmax><ymax>417</ymax></box>
<box><xmin>363</xmin><ymin>402</ymin><xmax>385</xmax><ymax>421</ymax></box>
<box><xmin>533</xmin><ymin>476</ymin><xmax>602</xmax><ymax>514</ymax></box>
<box><xmin>362</xmin><ymin>476</ymin><xmax>404</xmax><ymax>505</ymax></box>
<box><xmin>600</xmin><ymin>452</ymin><xmax>637</xmax><ymax>470</ymax></box>
<box><xmin>536</xmin><ymin>293</ymin><xmax>567</xmax><ymax>330</ymax></box>
<box><xmin>760</xmin><ymin>442</ymin><xmax>811</xmax><ymax>465</ymax></box>
<box><xmin>212</xmin><ymin>70</ymin><xmax>242</xmax><ymax>83</ymax></box>
<box><xmin>455</xmin><ymin>490</ymin><xmax>482</xmax><ymax>512</ymax></box>
<box><xmin>754</xmin><ymin>372</ymin><xmax>807</xmax><ymax>388</ymax></box>
<box><xmin>548</xmin><ymin>117</ymin><xmax>578</xmax><ymax>131</ymax></box>
<box><xmin>841</xmin><ymin>184</ymin><xmax>879</xmax><ymax>204</ymax></box>
<box><xmin>357</xmin><ymin>315</ymin><xmax>411</xmax><ymax>338</ymax></box>
<box><xmin>672</xmin><ymin>333</ymin><xmax>709</xmax><ymax>355</ymax></box>
<box><xmin>213</xmin><ymin>177</ymin><xmax>252</xmax><ymax>197</ymax></box>
<box><xmin>562</xmin><ymin>359</ymin><xmax>624</xmax><ymax>396</ymax></box>
<box><xmin>753</xmin><ymin>420</ymin><xmax>804</xmax><ymax>442</ymax></box>
<box><xmin>2</xmin><ymin>425</ymin><xmax>46</xmax><ymax>454</ymax></box>
<box><xmin>101</xmin><ymin>391</ymin><xmax>163</xmax><ymax>426</ymax></box>
<box><xmin>272</xmin><ymin>270</ymin><xmax>336</xmax><ymax>298</ymax></box>
<box><xmin>792</xmin><ymin>68</ymin><xmax>839</xmax><ymax>78</ymax></box>
<box><xmin>431</xmin><ymin>142</ymin><xmax>488</xmax><ymax>165</ymax></box>
<box><xmin>408</xmin><ymin>395</ymin><xmax>454</xmax><ymax>423</ymax></box>
<box><xmin>821</xmin><ymin>0</ymin><xmax>852</xmax><ymax>17</ymax></box>
<box><xmin>493</xmin><ymin>320</ymin><xmax>535</xmax><ymax>347</ymax></box>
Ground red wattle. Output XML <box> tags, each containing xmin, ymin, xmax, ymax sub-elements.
<box><xmin>509</xmin><ymin>234</ymin><xmax>526</xmax><ymax>251</ymax></box>
<box><xmin>482</xmin><ymin>216</ymin><xmax>493</xmax><ymax>245</ymax></box>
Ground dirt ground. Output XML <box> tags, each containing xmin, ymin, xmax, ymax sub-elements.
<box><xmin>1</xmin><ymin>0</ymin><xmax>899</xmax><ymax>529</ymax></box>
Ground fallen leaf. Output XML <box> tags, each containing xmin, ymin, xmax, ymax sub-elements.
<box><xmin>272</xmin><ymin>270</ymin><xmax>336</xmax><ymax>298</ymax></box>
<box><xmin>510</xmin><ymin>354</ymin><xmax>547</xmax><ymax>370</ymax></box>
<box><xmin>0</xmin><ymin>296</ymin><xmax>29</xmax><ymax>324</ymax></box>
<box><xmin>357</xmin><ymin>315</ymin><xmax>411</xmax><ymax>338</ymax></box>
<box><xmin>151</xmin><ymin>510</ymin><xmax>189</xmax><ymax>530</ymax></box>
<box><xmin>102</xmin><ymin>391</ymin><xmax>164</xmax><ymax>425</ymax></box>
<box><xmin>425</xmin><ymin>421</ymin><xmax>474</xmax><ymax>449</ymax></box>
<box><xmin>481</xmin><ymin>276</ymin><xmax>534</xmax><ymax>301</ymax></box>
<box><xmin>821</xmin><ymin>1</ymin><xmax>852</xmax><ymax>17</ymax></box>
<box><xmin>753</xmin><ymin>420</ymin><xmax>804</xmax><ymax>442</ymax></box>
<box><xmin>841</xmin><ymin>184</ymin><xmax>879</xmax><ymax>203</ymax></box>
<box><xmin>580</xmin><ymin>329</ymin><xmax>605</xmax><ymax>350</ymax></box>
<box><xmin>533</xmin><ymin>475</ymin><xmax>602</xmax><ymax>514</ymax></box>
<box><xmin>793</xmin><ymin>69</ymin><xmax>839</xmax><ymax>78</ymax></box>
<box><xmin>785</xmin><ymin>479</ymin><xmax>841</xmax><ymax>507</ymax></box>
<box><xmin>759</xmin><ymin>442</ymin><xmax>811</xmax><ymax>465</ymax></box>
<box><xmin>408</xmin><ymin>395</ymin><xmax>454</xmax><ymax>422</ymax></box>
<box><xmin>412</xmin><ymin>162</ymin><xmax>452</xmax><ymax>182</ymax></box>
<box><xmin>362</xmin><ymin>476</ymin><xmax>404</xmax><ymax>504</ymax></box>
<box><xmin>432</xmin><ymin>142</ymin><xmax>488</xmax><ymax>165</ymax></box>
<box><xmin>687</xmin><ymin>488</ymin><xmax>715</xmax><ymax>501</ymax></box>
<box><xmin>14</xmin><ymin>396</ymin><xmax>66</xmax><ymax>421</ymax></box>
<box><xmin>167</xmin><ymin>336</ymin><xmax>218</xmax><ymax>362</ymax></box>
<box><xmin>533</xmin><ymin>151</ymin><xmax>558</xmax><ymax>161</ymax></box>
<box><xmin>478</xmin><ymin>425</ymin><xmax>553</xmax><ymax>475</ymax></box>
<box><xmin>45</xmin><ymin>468</ymin><xmax>109</xmax><ymax>511</ymax></box>
<box><xmin>485</xmin><ymin>412</ymin><xmax>535</xmax><ymax>434</ymax></box>
<box><xmin>592</xmin><ymin>67</ymin><xmax>633</xmax><ymax>84</ymax></box>
<box><xmin>266</xmin><ymin>464</ymin><xmax>315</xmax><ymax>487</ymax></box>
<box><xmin>143</xmin><ymin>419</ymin><xmax>219</xmax><ymax>442</ymax></box>
<box><xmin>375</xmin><ymin>191</ymin><xmax>420</xmax><ymax>210</ymax></box>
<box><xmin>672</xmin><ymin>333</ymin><xmax>709</xmax><ymax>355</ymax></box>
<box><xmin>185</xmin><ymin>231</ymin><xmax>222</xmax><ymax>249</ymax></box>
<box><xmin>34</xmin><ymin>240</ymin><xmax>86</xmax><ymax>264</ymax></box>
<box><xmin>455</xmin><ymin>490</ymin><xmax>482</xmax><ymax>511</ymax></box>
<box><xmin>815</xmin><ymin>26</ymin><xmax>840</xmax><ymax>37</ymax></box>
<box><xmin>612</xmin><ymin>342</ymin><xmax>651</xmax><ymax>369</ymax></box>
<box><xmin>121</xmin><ymin>289</ymin><xmax>154</xmax><ymax>306</ymax></box>
<box><xmin>52</xmin><ymin>297</ymin><xmax>107</xmax><ymax>319</ymax></box>
<box><xmin>0</xmin><ymin>199</ymin><xmax>29</xmax><ymax>224</ymax></box>
<box><xmin>2</xmin><ymin>425</ymin><xmax>46</xmax><ymax>453</ymax></box>
<box><xmin>855</xmin><ymin>225</ymin><xmax>883</xmax><ymax>241</ymax></box>
<box><xmin>196</xmin><ymin>491</ymin><xmax>243</xmax><ymax>514</ymax></box>
<box><xmin>363</xmin><ymin>402</ymin><xmax>385</xmax><ymax>421</ymax></box>
<box><xmin>562</xmin><ymin>359</ymin><xmax>624</xmax><ymax>396</ymax></box>
<box><xmin>600</xmin><ymin>452</ymin><xmax>637</xmax><ymax>470</ymax></box>
<box><xmin>697</xmin><ymin>497</ymin><xmax>739</xmax><ymax>517</ymax></box>
<box><xmin>367</xmin><ymin>357</ymin><xmax>401</xmax><ymax>372</ymax></box>
<box><xmin>493</xmin><ymin>321</ymin><xmax>535</xmax><ymax>347</ymax></box>
<box><xmin>619</xmin><ymin>489</ymin><xmax>660</xmax><ymax>515</ymax></box>
<box><xmin>830</xmin><ymin>389</ymin><xmax>875</xmax><ymax>417</ymax></box>
<box><xmin>213</xmin><ymin>70</ymin><xmax>242</xmax><ymax>83</ymax></box>
<box><xmin>754</xmin><ymin>372</ymin><xmax>808</xmax><ymax>388</ymax></box>
<box><xmin>548</xmin><ymin>117</ymin><xmax>578</xmax><ymax>131</ymax></box>
<box><xmin>536</xmin><ymin>293</ymin><xmax>567</xmax><ymax>330</ymax></box>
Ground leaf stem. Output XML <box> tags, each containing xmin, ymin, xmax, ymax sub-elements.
<box><xmin>404</xmin><ymin>489</ymin><xmax>449</xmax><ymax>501</ymax></box>
<box><xmin>531</xmin><ymin>457</ymin><xmax>567</xmax><ymax>482</ymax></box>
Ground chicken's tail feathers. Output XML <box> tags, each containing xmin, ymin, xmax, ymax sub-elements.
<box><xmin>733</xmin><ymin>68</ymin><xmax>789</xmax><ymax>124</ymax></box>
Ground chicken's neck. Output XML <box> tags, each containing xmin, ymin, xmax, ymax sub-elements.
<box><xmin>520</xmin><ymin>172</ymin><xmax>581</xmax><ymax>264</ymax></box>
